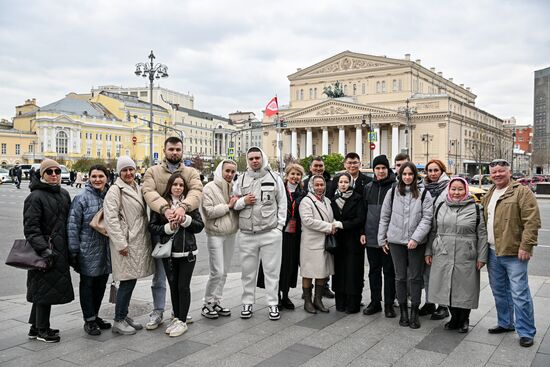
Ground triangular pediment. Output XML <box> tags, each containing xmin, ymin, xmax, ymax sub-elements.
<box><xmin>283</xmin><ymin>99</ymin><xmax>396</xmax><ymax>120</ymax></box>
<box><xmin>288</xmin><ymin>51</ymin><xmax>410</xmax><ymax>80</ymax></box>
<box><xmin>52</xmin><ymin>115</ymin><xmax>75</xmax><ymax>124</ymax></box>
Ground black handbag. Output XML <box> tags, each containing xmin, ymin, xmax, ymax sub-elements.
<box><xmin>307</xmin><ymin>197</ymin><xmax>338</xmax><ymax>254</ymax></box>
<box><xmin>5</xmin><ymin>239</ymin><xmax>52</xmax><ymax>271</ymax></box>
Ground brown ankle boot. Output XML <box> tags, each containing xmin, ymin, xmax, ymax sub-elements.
<box><xmin>314</xmin><ymin>286</ymin><xmax>329</xmax><ymax>313</ymax></box>
<box><xmin>303</xmin><ymin>287</ymin><xmax>317</xmax><ymax>314</ymax></box>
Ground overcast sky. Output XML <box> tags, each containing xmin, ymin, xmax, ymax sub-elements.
<box><xmin>1</xmin><ymin>0</ymin><xmax>548</xmax><ymax>124</ymax></box>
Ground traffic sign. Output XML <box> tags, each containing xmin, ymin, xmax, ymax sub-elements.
<box><xmin>132</xmin><ymin>136</ymin><xmax>137</xmax><ymax>144</ymax></box>
<box><xmin>153</xmin><ymin>152</ymin><xmax>159</xmax><ymax>160</ymax></box>
<box><xmin>369</xmin><ymin>132</ymin><xmax>378</xmax><ymax>142</ymax></box>
<box><xmin>369</xmin><ymin>142</ymin><xmax>376</xmax><ymax>150</ymax></box>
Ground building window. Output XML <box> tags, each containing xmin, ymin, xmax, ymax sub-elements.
<box><xmin>29</xmin><ymin>144</ymin><xmax>34</xmax><ymax>153</ymax></box>
<box><xmin>309</xmin><ymin>88</ymin><xmax>313</xmax><ymax>99</ymax></box>
<box><xmin>343</xmin><ymin>85</ymin><xmax>347</xmax><ymax>94</ymax></box>
<box><xmin>314</xmin><ymin>88</ymin><xmax>317</xmax><ymax>99</ymax></box>
<box><xmin>140</xmin><ymin>91</ymin><xmax>148</xmax><ymax>97</ymax></box>
<box><xmin>376</xmin><ymin>81</ymin><xmax>381</xmax><ymax>93</ymax></box>
<box><xmin>1</xmin><ymin>143</ymin><xmax>6</xmax><ymax>154</ymax></box>
<box><xmin>56</xmin><ymin>131</ymin><xmax>68</xmax><ymax>155</ymax></box>
<box><xmin>353</xmin><ymin>84</ymin><xmax>357</xmax><ymax>95</ymax></box>
<box><xmin>96</xmin><ymin>148</ymin><xmax>101</xmax><ymax>158</ymax></box>
<box><xmin>362</xmin><ymin>83</ymin><xmax>366</xmax><ymax>94</ymax></box>
<box><xmin>392</xmin><ymin>79</ymin><xmax>398</xmax><ymax>92</ymax></box>
<box><xmin>15</xmin><ymin>144</ymin><xmax>20</xmax><ymax>155</ymax></box>
<box><xmin>86</xmin><ymin>146</ymin><xmax>91</xmax><ymax>156</ymax></box>
<box><xmin>381</xmin><ymin>81</ymin><xmax>386</xmax><ymax>93</ymax></box>
<box><xmin>300</xmin><ymin>89</ymin><xmax>304</xmax><ymax>100</ymax></box>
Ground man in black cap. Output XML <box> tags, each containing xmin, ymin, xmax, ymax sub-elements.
<box><xmin>361</xmin><ymin>155</ymin><xmax>397</xmax><ymax>317</ymax></box>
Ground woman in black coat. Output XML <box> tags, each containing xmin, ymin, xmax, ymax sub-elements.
<box><xmin>23</xmin><ymin>159</ymin><xmax>74</xmax><ymax>343</ymax></box>
<box><xmin>330</xmin><ymin>172</ymin><xmax>366</xmax><ymax>313</ymax></box>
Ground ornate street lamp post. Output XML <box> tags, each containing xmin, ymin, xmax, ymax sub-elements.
<box><xmin>398</xmin><ymin>99</ymin><xmax>417</xmax><ymax>159</ymax></box>
<box><xmin>361</xmin><ymin>113</ymin><xmax>372</xmax><ymax>168</ymax></box>
<box><xmin>134</xmin><ymin>50</ymin><xmax>168</xmax><ymax>165</ymax></box>
<box><xmin>511</xmin><ymin>129</ymin><xmax>516</xmax><ymax>174</ymax></box>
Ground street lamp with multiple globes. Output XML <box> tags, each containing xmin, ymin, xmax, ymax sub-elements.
<box><xmin>361</xmin><ymin>113</ymin><xmax>373</xmax><ymax>168</ymax></box>
<box><xmin>134</xmin><ymin>50</ymin><xmax>168</xmax><ymax>165</ymax></box>
<box><xmin>398</xmin><ymin>99</ymin><xmax>417</xmax><ymax>159</ymax></box>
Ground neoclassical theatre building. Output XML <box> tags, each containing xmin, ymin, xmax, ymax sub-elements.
<box><xmin>263</xmin><ymin>51</ymin><xmax>512</xmax><ymax>173</ymax></box>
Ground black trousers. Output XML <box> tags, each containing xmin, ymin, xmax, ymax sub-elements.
<box><xmin>163</xmin><ymin>257</ymin><xmax>195</xmax><ymax>320</ymax></box>
<box><xmin>449</xmin><ymin>306</ymin><xmax>471</xmax><ymax>324</ymax></box>
<box><xmin>29</xmin><ymin>303</ymin><xmax>52</xmax><ymax>330</ymax></box>
<box><xmin>79</xmin><ymin>274</ymin><xmax>109</xmax><ymax>321</ymax></box>
<box><xmin>389</xmin><ymin>243</ymin><xmax>425</xmax><ymax>306</ymax></box>
<box><xmin>366</xmin><ymin>246</ymin><xmax>396</xmax><ymax>305</ymax></box>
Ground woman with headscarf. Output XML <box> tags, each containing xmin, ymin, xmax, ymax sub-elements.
<box><xmin>299</xmin><ymin>175</ymin><xmax>336</xmax><ymax>314</ymax></box>
<box><xmin>104</xmin><ymin>156</ymin><xmax>155</xmax><ymax>335</ymax></box>
<box><xmin>24</xmin><ymin>159</ymin><xmax>74</xmax><ymax>343</ymax></box>
<box><xmin>330</xmin><ymin>172</ymin><xmax>366</xmax><ymax>314</ymax></box>
<box><xmin>425</xmin><ymin>177</ymin><xmax>488</xmax><ymax>333</ymax></box>
<box><xmin>420</xmin><ymin>159</ymin><xmax>451</xmax><ymax>319</ymax></box>
<box><xmin>201</xmin><ymin>160</ymin><xmax>239</xmax><ymax>319</ymax></box>
<box><xmin>68</xmin><ymin>164</ymin><xmax>112</xmax><ymax>336</ymax></box>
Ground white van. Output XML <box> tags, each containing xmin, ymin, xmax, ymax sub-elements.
<box><xmin>30</xmin><ymin>163</ymin><xmax>71</xmax><ymax>185</ymax></box>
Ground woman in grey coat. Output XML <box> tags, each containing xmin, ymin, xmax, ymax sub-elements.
<box><xmin>68</xmin><ymin>165</ymin><xmax>112</xmax><ymax>336</ymax></box>
<box><xmin>425</xmin><ymin>177</ymin><xmax>488</xmax><ymax>333</ymax></box>
<box><xmin>378</xmin><ymin>162</ymin><xmax>433</xmax><ymax>329</ymax></box>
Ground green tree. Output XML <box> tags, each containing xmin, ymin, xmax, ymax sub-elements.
<box><xmin>72</xmin><ymin>158</ymin><xmax>107</xmax><ymax>173</ymax></box>
<box><xmin>236</xmin><ymin>154</ymin><xmax>247</xmax><ymax>172</ymax></box>
<box><xmin>191</xmin><ymin>155</ymin><xmax>204</xmax><ymax>171</ymax></box>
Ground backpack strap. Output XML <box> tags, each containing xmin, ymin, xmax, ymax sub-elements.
<box><xmin>306</xmin><ymin>196</ymin><xmax>325</xmax><ymax>221</ymax></box>
<box><xmin>475</xmin><ymin>203</ymin><xmax>480</xmax><ymax>231</ymax></box>
<box><xmin>421</xmin><ymin>188</ymin><xmax>428</xmax><ymax>203</ymax></box>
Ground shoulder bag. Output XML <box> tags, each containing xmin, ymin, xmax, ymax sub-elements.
<box><xmin>152</xmin><ymin>228</ymin><xmax>177</xmax><ymax>259</ymax></box>
<box><xmin>90</xmin><ymin>185</ymin><xmax>122</xmax><ymax>237</ymax></box>
<box><xmin>307</xmin><ymin>197</ymin><xmax>338</xmax><ymax>254</ymax></box>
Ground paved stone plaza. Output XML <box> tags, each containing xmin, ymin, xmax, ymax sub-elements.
<box><xmin>0</xmin><ymin>271</ymin><xmax>549</xmax><ymax>367</ymax></box>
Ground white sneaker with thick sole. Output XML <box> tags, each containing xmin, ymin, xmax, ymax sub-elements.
<box><xmin>113</xmin><ymin>320</ymin><xmax>137</xmax><ymax>335</ymax></box>
<box><xmin>213</xmin><ymin>304</ymin><xmax>231</xmax><ymax>317</ymax></box>
<box><xmin>201</xmin><ymin>303</ymin><xmax>219</xmax><ymax>319</ymax></box>
<box><xmin>169</xmin><ymin>320</ymin><xmax>188</xmax><ymax>337</ymax></box>
<box><xmin>268</xmin><ymin>305</ymin><xmax>280</xmax><ymax>320</ymax></box>
<box><xmin>124</xmin><ymin>317</ymin><xmax>143</xmax><ymax>330</ymax></box>
<box><xmin>165</xmin><ymin>318</ymin><xmax>179</xmax><ymax>334</ymax></box>
<box><xmin>146</xmin><ymin>310</ymin><xmax>163</xmax><ymax>330</ymax></box>
<box><xmin>240</xmin><ymin>304</ymin><xmax>253</xmax><ymax>319</ymax></box>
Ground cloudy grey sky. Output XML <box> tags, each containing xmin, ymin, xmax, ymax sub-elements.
<box><xmin>0</xmin><ymin>0</ymin><xmax>548</xmax><ymax>123</ymax></box>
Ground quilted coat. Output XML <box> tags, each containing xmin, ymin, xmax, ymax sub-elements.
<box><xmin>23</xmin><ymin>180</ymin><xmax>74</xmax><ymax>305</ymax></box>
<box><xmin>67</xmin><ymin>182</ymin><xmax>111</xmax><ymax>277</ymax></box>
<box><xmin>103</xmin><ymin>178</ymin><xmax>155</xmax><ymax>281</ymax></box>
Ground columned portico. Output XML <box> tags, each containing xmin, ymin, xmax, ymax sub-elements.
<box><xmin>355</xmin><ymin>125</ymin><xmax>362</xmax><ymax>160</ymax></box>
<box><xmin>322</xmin><ymin>128</ymin><xmax>329</xmax><ymax>155</ymax></box>
<box><xmin>338</xmin><ymin>126</ymin><xmax>345</xmax><ymax>156</ymax></box>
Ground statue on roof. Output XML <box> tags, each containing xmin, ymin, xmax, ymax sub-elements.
<box><xmin>323</xmin><ymin>81</ymin><xmax>345</xmax><ymax>98</ymax></box>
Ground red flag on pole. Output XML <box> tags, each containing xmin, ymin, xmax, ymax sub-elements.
<box><xmin>264</xmin><ymin>96</ymin><xmax>278</xmax><ymax>117</ymax></box>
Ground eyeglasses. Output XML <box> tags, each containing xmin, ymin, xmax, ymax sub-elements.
<box><xmin>45</xmin><ymin>168</ymin><xmax>61</xmax><ymax>176</ymax></box>
<box><xmin>489</xmin><ymin>159</ymin><xmax>510</xmax><ymax>167</ymax></box>
<box><xmin>346</xmin><ymin>161</ymin><xmax>360</xmax><ymax>165</ymax></box>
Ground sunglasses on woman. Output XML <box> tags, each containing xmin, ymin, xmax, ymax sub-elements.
<box><xmin>45</xmin><ymin>168</ymin><xmax>62</xmax><ymax>175</ymax></box>
<box><xmin>489</xmin><ymin>159</ymin><xmax>510</xmax><ymax>168</ymax></box>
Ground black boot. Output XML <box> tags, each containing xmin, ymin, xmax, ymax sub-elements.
<box><xmin>303</xmin><ymin>287</ymin><xmax>317</xmax><ymax>314</ymax></box>
<box><xmin>458</xmin><ymin>309</ymin><xmax>470</xmax><ymax>333</ymax></box>
<box><xmin>444</xmin><ymin>307</ymin><xmax>460</xmax><ymax>330</ymax></box>
<box><xmin>418</xmin><ymin>303</ymin><xmax>436</xmax><ymax>316</ymax></box>
<box><xmin>431</xmin><ymin>305</ymin><xmax>449</xmax><ymax>320</ymax></box>
<box><xmin>384</xmin><ymin>304</ymin><xmax>396</xmax><ymax>318</ymax></box>
<box><xmin>323</xmin><ymin>283</ymin><xmax>335</xmax><ymax>299</ymax></box>
<box><xmin>399</xmin><ymin>304</ymin><xmax>409</xmax><ymax>327</ymax></box>
<box><xmin>314</xmin><ymin>285</ymin><xmax>329</xmax><ymax>313</ymax></box>
<box><xmin>363</xmin><ymin>301</ymin><xmax>382</xmax><ymax>315</ymax></box>
<box><xmin>335</xmin><ymin>292</ymin><xmax>346</xmax><ymax>312</ymax></box>
<box><xmin>280</xmin><ymin>292</ymin><xmax>295</xmax><ymax>310</ymax></box>
<box><xmin>409</xmin><ymin>304</ymin><xmax>421</xmax><ymax>329</ymax></box>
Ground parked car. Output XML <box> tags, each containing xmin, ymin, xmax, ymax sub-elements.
<box><xmin>512</xmin><ymin>172</ymin><xmax>525</xmax><ymax>180</ymax></box>
<box><xmin>0</xmin><ymin>168</ymin><xmax>12</xmax><ymax>184</ymax></box>
<box><xmin>60</xmin><ymin>165</ymin><xmax>71</xmax><ymax>185</ymax></box>
<box><xmin>19</xmin><ymin>164</ymin><xmax>32</xmax><ymax>179</ymax></box>
<box><xmin>471</xmin><ymin>174</ymin><xmax>491</xmax><ymax>185</ymax></box>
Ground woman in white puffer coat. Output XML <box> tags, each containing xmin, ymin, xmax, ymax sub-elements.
<box><xmin>200</xmin><ymin>160</ymin><xmax>239</xmax><ymax>319</ymax></box>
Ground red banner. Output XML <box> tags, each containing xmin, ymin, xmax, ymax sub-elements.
<box><xmin>264</xmin><ymin>96</ymin><xmax>278</xmax><ymax>117</ymax></box>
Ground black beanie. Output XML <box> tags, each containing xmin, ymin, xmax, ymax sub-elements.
<box><xmin>372</xmin><ymin>155</ymin><xmax>390</xmax><ymax>169</ymax></box>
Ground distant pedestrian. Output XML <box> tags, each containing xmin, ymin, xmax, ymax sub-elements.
<box><xmin>13</xmin><ymin>164</ymin><xmax>22</xmax><ymax>189</ymax></box>
<box><xmin>482</xmin><ymin>159</ymin><xmax>541</xmax><ymax>348</ymax></box>
<box><xmin>378</xmin><ymin>162</ymin><xmax>433</xmax><ymax>329</ymax></box>
<box><xmin>149</xmin><ymin>172</ymin><xmax>204</xmax><ymax>337</ymax></box>
<box><xmin>109</xmin><ymin>169</ymin><xmax>115</xmax><ymax>185</ymax></box>
<box><xmin>75</xmin><ymin>171</ymin><xmax>84</xmax><ymax>188</ymax></box>
<box><xmin>104</xmin><ymin>156</ymin><xmax>155</xmax><ymax>335</ymax></box>
<box><xmin>425</xmin><ymin>177</ymin><xmax>488</xmax><ymax>333</ymax></box>
<box><xmin>70</xmin><ymin>170</ymin><xmax>76</xmax><ymax>187</ymax></box>
<box><xmin>68</xmin><ymin>165</ymin><xmax>112</xmax><ymax>336</ymax></box>
<box><xmin>201</xmin><ymin>160</ymin><xmax>239</xmax><ymax>319</ymax></box>
<box><xmin>24</xmin><ymin>159</ymin><xmax>74</xmax><ymax>343</ymax></box>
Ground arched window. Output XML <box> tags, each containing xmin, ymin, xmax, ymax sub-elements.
<box><xmin>381</xmin><ymin>81</ymin><xmax>386</xmax><ymax>93</ymax></box>
<box><xmin>56</xmin><ymin>131</ymin><xmax>68</xmax><ymax>155</ymax></box>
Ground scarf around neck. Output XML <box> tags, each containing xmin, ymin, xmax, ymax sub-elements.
<box><xmin>335</xmin><ymin>189</ymin><xmax>353</xmax><ymax>211</ymax></box>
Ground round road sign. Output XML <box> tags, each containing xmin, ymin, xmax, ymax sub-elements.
<box><xmin>369</xmin><ymin>142</ymin><xmax>376</xmax><ymax>150</ymax></box>
<box><xmin>132</xmin><ymin>136</ymin><xmax>137</xmax><ymax>144</ymax></box>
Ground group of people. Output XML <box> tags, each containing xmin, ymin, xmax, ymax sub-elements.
<box><xmin>21</xmin><ymin>136</ymin><xmax>541</xmax><ymax>348</ymax></box>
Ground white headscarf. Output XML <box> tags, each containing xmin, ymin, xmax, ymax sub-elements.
<box><xmin>213</xmin><ymin>159</ymin><xmax>237</xmax><ymax>201</ymax></box>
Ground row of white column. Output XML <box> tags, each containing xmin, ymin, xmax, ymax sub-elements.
<box><xmin>289</xmin><ymin>124</ymin><xmax>400</xmax><ymax>160</ymax></box>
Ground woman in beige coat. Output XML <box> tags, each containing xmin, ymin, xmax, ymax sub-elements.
<box><xmin>299</xmin><ymin>175</ymin><xmax>338</xmax><ymax>314</ymax></box>
<box><xmin>104</xmin><ymin>156</ymin><xmax>154</xmax><ymax>335</ymax></box>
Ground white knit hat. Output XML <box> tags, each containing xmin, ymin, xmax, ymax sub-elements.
<box><xmin>116</xmin><ymin>156</ymin><xmax>136</xmax><ymax>174</ymax></box>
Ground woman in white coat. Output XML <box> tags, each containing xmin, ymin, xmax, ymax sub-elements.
<box><xmin>299</xmin><ymin>175</ymin><xmax>339</xmax><ymax>314</ymax></box>
<box><xmin>201</xmin><ymin>160</ymin><xmax>239</xmax><ymax>319</ymax></box>
<box><xmin>104</xmin><ymin>156</ymin><xmax>155</xmax><ymax>335</ymax></box>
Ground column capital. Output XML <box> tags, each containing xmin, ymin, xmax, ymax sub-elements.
<box><xmin>338</xmin><ymin>125</ymin><xmax>345</xmax><ymax>130</ymax></box>
<box><xmin>355</xmin><ymin>124</ymin><xmax>363</xmax><ymax>130</ymax></box>
<box><xmin>391</xmin><ymin>122</ymin><xmax>401</xmax><ymax>128</ymax></box>
<box><xmin>306</xmin><ymin>127</ymin><xmax>312</xmax><ymax>132</ymax></box>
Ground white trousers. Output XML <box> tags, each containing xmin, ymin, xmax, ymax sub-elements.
<box><xmin>203</xmin><ymin>233</ymin><xmax>237</xmax><ymax>305</ymax></box>
<box><xmin>239</xmin><ymin>229</ymin><xmax>282</xmax><ymax>306</ymax></box>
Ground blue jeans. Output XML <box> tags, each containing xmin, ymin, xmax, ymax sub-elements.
<box><xmin>114</xmin><ymin>279</ymin><xmax>137</xmax><ymax>321</ymax></box>
<box><xmin>152</xmin><ymin>258</ymin><xmax>167</xmax><ymax>312</ymax></box>
<box><xmin>487</xmin><ymin>248</ymin><xmax>536</xmax><ymax>338</ymax></box>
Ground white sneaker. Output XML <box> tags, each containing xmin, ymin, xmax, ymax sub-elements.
<box><xmin>240</xmin><ymin>304</ymin><xmax>253</xmax><ymax>319</ymax></box>
<box><xmin>146</xmin><ymin>310</ymin><xmax>163</xmax><ymax>330</ymax></box>
<box><xmin>186</xmin><ymin>316</ymin><xmax>193</xmax><ymax>324</ymax></box>
<box><xmin>201</xmin><ymin>303</ymin><xmax>219</xmax><ymax>319</ymax></box>
<box><xmin>268</xmin><ymin>305</ymin><xmax>280</xmax><ymax>320</ymax></box>
<box><xmin>113</xmin><ymin>320</ymin><xmax>137</xmax><ymax>335</ymax></box>
<box><xmin>125</xmin><ymin>317</ymin><xmax>143</xmax><ymax>330</ymax></box>
<box><xmin>169</xmin><ymin>320</ymin><xmax>188</xmax><ymax>337</ymax></box>
<box><xmin>165</xmin><ymin>318</ymin><xmax>179</xmax><ymax>334</ymax></box>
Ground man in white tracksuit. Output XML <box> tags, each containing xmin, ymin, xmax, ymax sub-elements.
<box><xmin>234</xmin><ymin>147</ymin><xmax>286</xmax><ymax>320</ymax></box>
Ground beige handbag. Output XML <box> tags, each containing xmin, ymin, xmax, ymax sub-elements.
<box><xmin>90</xmin><ymin>208</ymin><xmax>108</xmax><ymax>236</ymax></box>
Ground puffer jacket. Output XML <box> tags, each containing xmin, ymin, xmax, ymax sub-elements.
<box><xmin>378</xmin><ymin>186</ymin><xmax>433</xmax><ymax>246</ymax></box>
<box><xmin>142</xmin><ymin>160</ymin><xmax>203</xmax><ymax>214</ymax></box>
<box><xmin>104</xmin><ymin>177</ymin><xmax>155</xmax><ymax>281</ymax></box>
<box><xmin>149</xmin><ymin>209</ymin><xmax>204</xmax><ymax>256</ymax></box>
<box><xmin>481</xmin><ymin>182</ymin><xmax>541</xmax><ymax>255</ymax></box>
<box><xmin>363</xmin><ymin>171</ymin><xmax>396</xmax><ymax>247</ymax></box>
<box><xmin>24</xmin><ymin>180</ymin><xmax>74</xmax><ymax>305</ymax></box>
<box><xmin>201</xmin><ymin>160</ymin><xmax>238</xmax><ymax>236</ymax></box>
<box><xmin>68</xmin><ymin>182</ymin><xmax>111</xmax><ymax>276</ymax></box>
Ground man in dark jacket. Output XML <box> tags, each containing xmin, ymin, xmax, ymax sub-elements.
<box><xmin>303</xmin><ymin>157</ymin><xmax>332</xmax><ymax>198</ymax></box>
<box><xmin>327</xmin><ymin>152</ymin><xmax>371</xmax><ymax>198</ymax></box>
<box><xmin>13</xmin><ymin>164</ymin><xmax>22</xmax><ymax>189</ymax></box>
<box><xmin>361</xmin><ymin>155</ymin><xmax>396</xmax><ymax>318</ymax></box>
